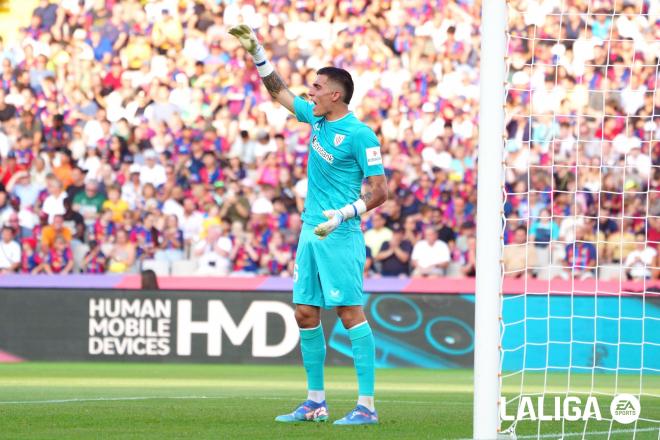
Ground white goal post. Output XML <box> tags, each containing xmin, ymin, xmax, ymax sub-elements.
<box><xmin>474</xmin><ymin>0</ymin><xmax>659</xmax><ymax>439</ymax></box>
<box><xmin>474</xmin><ymin>0</ymin><xmax>507</xmax><ymax>438</ymax></box>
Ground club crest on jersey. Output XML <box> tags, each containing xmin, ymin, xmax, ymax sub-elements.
<box><xmin>334</xmin><ymin>134</ymin><xmax>345</xmax><ymax>147</ymax></box>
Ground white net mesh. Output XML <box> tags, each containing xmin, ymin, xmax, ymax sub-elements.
<box><xmin>499</xmin><ymin>0</ymin><xmax>659</xmax><ymax>437</ymax></box>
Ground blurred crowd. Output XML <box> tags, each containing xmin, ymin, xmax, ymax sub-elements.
<box><xmin>0</xmin><ymin>0</ymin><xmax>656</xmax><ymax>280</ymax></box>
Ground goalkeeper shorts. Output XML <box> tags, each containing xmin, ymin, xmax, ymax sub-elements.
<box><xmin>293</xmin><ymin>223</ymin><xmax>366</xmax><ymax>309</ymax></box>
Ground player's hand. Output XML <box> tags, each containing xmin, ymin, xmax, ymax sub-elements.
<box><xmin>314</xmin><ymin>210</ymin><xmax>344</xmax><ymax>240</ymax></box>
<box><xmin>228</xmin><ymin>24</ymin><xmax>260</xmax><ymax>55</ymax></box>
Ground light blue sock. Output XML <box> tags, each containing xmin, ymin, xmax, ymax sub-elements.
<box><xmin>300</xmin><ymin>325</ymin><xmax>325</xmax><ymax>393</ymax></box>
<box><xmin>348</xmin><ymin>321</ymin><xmax>375</xmax><ymax>397</ymax></box>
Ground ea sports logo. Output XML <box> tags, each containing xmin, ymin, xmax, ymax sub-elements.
<box><xmin>610</xmin><ymin>394</ymin><xmax>641</xmax><ymax>424</ymax></box>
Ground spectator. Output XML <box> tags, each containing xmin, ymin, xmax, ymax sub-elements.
<box><xmin>0</xmin><ymin>153</ymin><xmax>25</xmax><ymax>190</ymax></box>
<box><xmin>220</xmin><ymin>184</ymin><xmax>251</xmax><ymax>227</ymax></box>
<box><xmin>41</xmin><ymin>176</ymin><xmax>67</xmax><ymax>223</ymax></box>
<box><xmin>102</xmin><ymin>184</ymin><xmax>129</xmax><ymax>223</ymax></box>
<box><xmin>154</xmin><ymin>215</ymin><xmax>184</xmax><ymax>265</ymax></box>
<box><xmin>33</xmin><ymin>0</ymin><xmax>58</xmax><ymax>32</ymax></box>
<box><xmin>411</xmin><ymin>227</ymin><xmax>451</xmax><ymax>277</ymax></box>
<box><xmin>193</xmin><ymin>224</ymin><xmax>233</xmax><ymax>276</ymax></box>
<box><xmin>73</xmin><ymin>179</ymin><xmax>106</xmax><ymax>228</ymax></box>
<box><xmin>0</xmin><ymin>88</ymin><xmax>16</xmax><ymax>123</ymax></box>
<box><xmin>20</xmin><ymin>238</ymin><xmax>40</xmax><ymax>273</ymax></box>
<box><xmin>41</xmin><ymin>214</ymin><xmax>72</xmax><ymax>249</ymax></box>
<box><xmin>624</xmin><ymin>234</ymin><xmax>657</xmax><ymax>280</ymax></box>
<box><xmin>41</xmin><ymin>235</ymin><xmax>74</xmax><ymax>274</ymax></box>
<box><xmin>151</xmin><ymin>9</ymin><xmax>183</xmax><ymax>54</ymax></box>
<box><xmin>0</xmin><ymin>226</ymin><xmax>20</xmax><ymax>273</ymax></box>
<box><xmin>139</xmin><ymin>150</ymin><xmax>167</xmax><ymax>187</ymax></box>
<box><xmin>107</xmin><ymin>229</ymin><xmax>136</xmax><ymax>274</ymax></box>
<box><xmin>364</xmin><ymin>245</ymin><xmax>374</xmax><ymax>277</ymax></box>
<box><xmin>263</xmin><ymin>230</ymin><xmax>293</xmax><ymax>276</ymax></box>
<box><xmin>62</xmin><ymin>196</ymin><xmax>85</xmax><ymax>242</ymax></box>
<box><xmin>529</xmin><ymin>208</ymin><xmax>559</xmax><ymax>269</ymax></box>
<box><xmin>52</xmin><ymin>151</ymin><xmax>75</xmax><ymax>189</ymax></box>
<box><xmin>141</xmin><ymin>269</ymin><xmax>160</xmax><ymax>290</ymax></box>
<box><xmin>181</xmin><ymin>198</ymin><xmax>204</xmax><ymax>251</ymax></box>
<box><xmin>121</xmin><ymin>165</ymin><xmax>143</xmax><ymax>210</ymax></box>
<box><xmin>9</xmin><ymin>171</ymin><xmax>39</xmax><ymax>209</ymax></box>
<box><xmin>458</xmin><ymin>235</ymin><xmax>477</xmax><ymax>277</ymax></box>
<box><xmin>231</xmin><ymin>231</ymin><xmax>265</xmax><ymax>275</ymax></box>
<box><xmin>66</xmin><ymin>166</ymin><xmax>87</xmax><ymax>201</ymax></box>
<box><xmin>503</xmin><ymin>226</ymin><xmax>537</xmax><ymax>278</ymax></box>
<box><xmin>434</xmin><ymin>208</ymin><xmax>457</xmax><ymax>246</ymax></box>
<box><xmin>364</xmin><ymin>212</ymin><xmax>393</xmax><ymax>256</ymax></box>
<box><xmin>83</xmin><ymin>240</ymin><xmax>106</xmax><ymax>274</ymax></box>
<box><xmin>402</xmin><ymin>215</ymin><xmax>420</xmax><ymax>246</ymax></box>
<box><xmin>375</xmin><ymin>225</ymin><xmax>413</xmax><ymax>277</ymax></box>
<box><xmin>563</xmin><ymin>226</ymin><xmax>597</xmax><ymax>280</ymax></box>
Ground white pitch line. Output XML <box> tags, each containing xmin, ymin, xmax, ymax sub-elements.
<box><xmin>0</xmin><ymin>395</ymin><xmax>449</xmax><ymax>406</ymax></box>
<box><xmin>516</xmin><ymin>427</ymin><xmax>659</xmax><ymax>439</ymax></box>
<box><xmin>457</xmin><ymin>427</ymin><xmax>659</xmax><ymax>440</ymax></box>
<box><xmin>0</xmin><ymin>396</ymin><xmax>223</xmax><ymax>404</ymax></box>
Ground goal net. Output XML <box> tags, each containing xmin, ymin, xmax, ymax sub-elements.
<box><xmin>477</xmin><ymin>0</ymin><xmax>660</xmax><ymax>438</ymax></box>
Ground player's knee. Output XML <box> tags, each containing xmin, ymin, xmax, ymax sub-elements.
<box><xmin>295</xmin><ymin>307</ymin><xmax>320</xmax><ymax>328</ymax></box>
<box><xmin>337</xmin><ymin>307</ymin><xmax>366</xmax><ymax>329</ymax></box>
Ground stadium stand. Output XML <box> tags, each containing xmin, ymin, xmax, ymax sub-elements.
<box><xmin>0</xmin><ymin>0</ymin><xmax>656</xmax><ymax>280</ymax></box>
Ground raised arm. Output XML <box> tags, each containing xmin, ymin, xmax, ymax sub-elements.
<box><xmin>228</xmin><ymin>25</ymin><xmax>295</xmax><ymax>113</ymax></box>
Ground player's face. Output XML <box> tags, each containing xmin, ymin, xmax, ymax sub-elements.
<box><xmin>309</xmin><ymin>75</ymin><xmax>339</xmax><ymax>117</ymax></box>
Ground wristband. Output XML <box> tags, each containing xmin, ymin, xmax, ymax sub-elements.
<box><xmin>251</xmin><ymin>45</ymin><xmax>274</xmax><ymax>77</ymax></box>
<box><xmin>338</xmin><ymin>199</ymin><xmax>367</xmax><ymax>220</ymax></box>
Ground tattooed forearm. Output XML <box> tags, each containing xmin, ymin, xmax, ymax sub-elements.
<box><xmin>360</xmin><ymin>191</ymin><xmax>374</xmax><ymax>204</ymax></box>
<box><xmin>361</xmin><ymin>179</ymin><xmax>374</xmax><ymax>204</ymax></box>
<box><xmin>262</xmin><ymin>71</ymin><xmax>292</xmax><ymax>99</ymax></box>
<box><xmin>259</xmin><ymin>69</ymin><xmax>296</xmax><ymax>112</ymax></box>
<box><xmin>361</xmin><ymin>175</ymin><xmax>388</xmax><ymax>211</ymax></box>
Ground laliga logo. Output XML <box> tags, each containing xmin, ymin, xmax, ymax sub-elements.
<box><xmin>500</xmin><ymin>394</ymin><xmax>641</xmax><ymax>424</ymax></box>
<box><xmin>500</xmin><ymin>396</ymin><xmax>602</xmax><ymax>422</ymax></box>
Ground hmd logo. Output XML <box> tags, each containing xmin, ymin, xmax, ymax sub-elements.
<box><xmin>176</xmin><ymin>300</ymin><xmax>298</xmax><ymax>357</ymax></box>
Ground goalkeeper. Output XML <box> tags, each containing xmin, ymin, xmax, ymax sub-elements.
<box><xmin>229</xmin><ymin>25</ymin><xmax>388</xmax><ymax>425</ymax></box>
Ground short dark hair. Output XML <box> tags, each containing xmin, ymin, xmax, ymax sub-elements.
<box><xmin>317</xmin><ymin>66</ymin><xmax>354</xmax><ymax>104</ymax></box>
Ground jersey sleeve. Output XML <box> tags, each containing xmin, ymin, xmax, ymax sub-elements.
<box><xmin>293</xmin><ymin>96</ymin><xmax>314</xmax><ymax>124</ymax></box>
<box><xmin>353</xmin><ymin>125</ymin><xmax>385</xmax><ymax>177</ymax></box>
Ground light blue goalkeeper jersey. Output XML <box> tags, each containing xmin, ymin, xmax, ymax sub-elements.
<box><xmin>293</xmin><ymin>96</ymin><xmax>385</xmax><ymax>231</ymax></box>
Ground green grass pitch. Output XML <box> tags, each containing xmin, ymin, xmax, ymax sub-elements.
<box><xmin>0</xmin><ymin>363</ymin><xmax>657</xmax><ymax>439</ymax></box>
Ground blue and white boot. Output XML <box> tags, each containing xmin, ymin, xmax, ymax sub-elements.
<box><xmin>275</xmin><ymin>400</ymin><xmax>329</xmax><ymax>422</ymax></box>
<box><xmin>333</xmin><ymin>404</ymin><xmax>378</xmax><ymax>425</ymax></box>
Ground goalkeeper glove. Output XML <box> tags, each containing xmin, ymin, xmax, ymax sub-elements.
<box><xmin>314</xmin><ymin>210</ymin><xmax>345</xmax><ymax>240</ymax></box>
<box><xmin>228</xmin><ymin>24</ymin><xmax>259</xmax><ymax>55</ymax></box>
<box><xmin>228</xmin><ymin>24</ymin><xmax>273</xmax><ymax>77</ymax></box>
<box><xmin>313</xmin><ymin>200</ymin><xmax>367</xmax><ymax>240</ymax></box>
